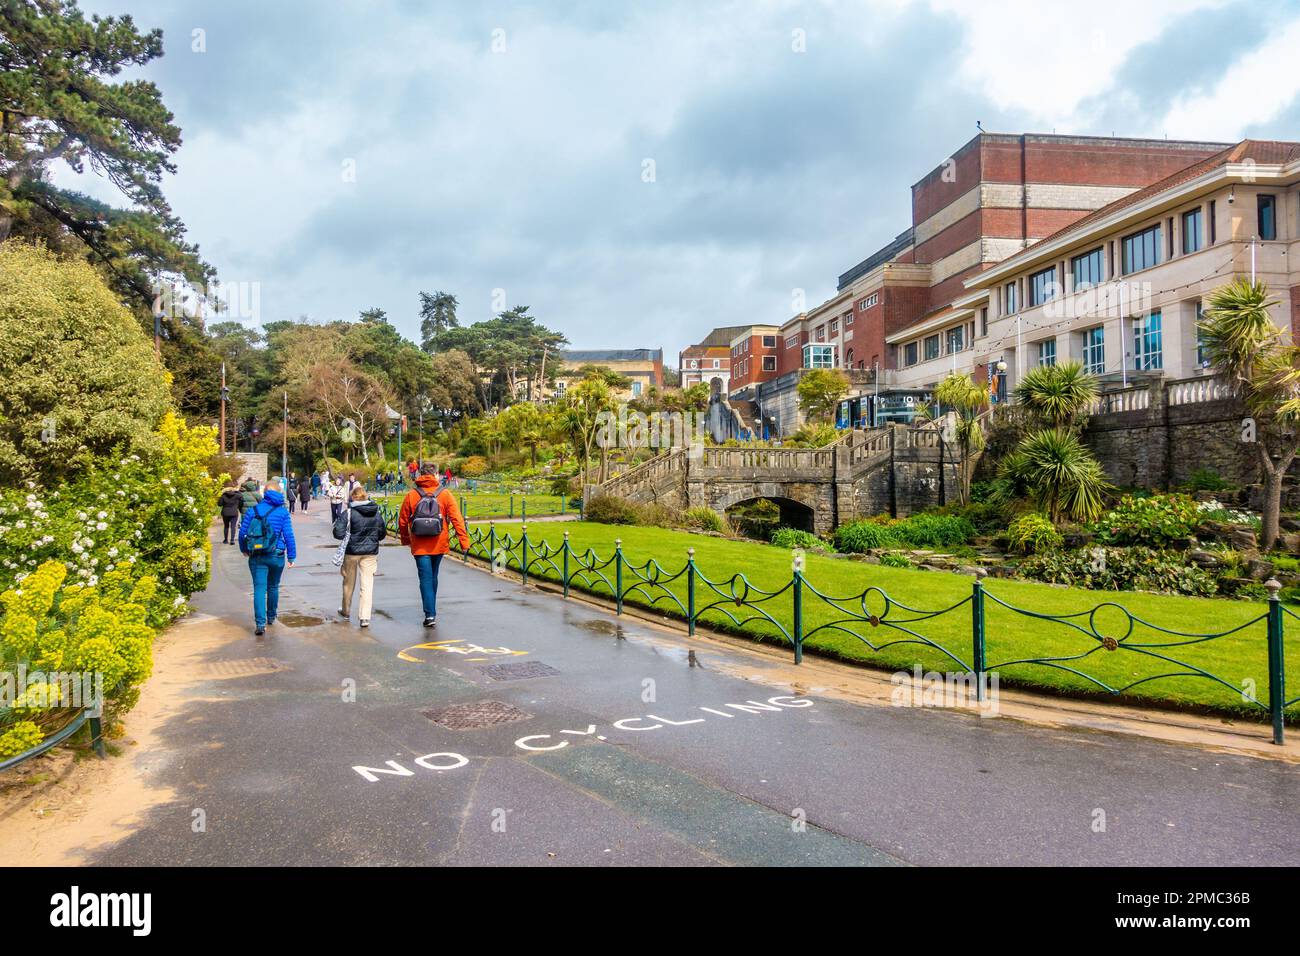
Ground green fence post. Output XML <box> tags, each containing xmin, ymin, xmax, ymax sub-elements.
<box><xmin>615</xmin><ymin>538</ymin><xmax>623</xmax><ymax>615</ymax></box>
<box><xmin>687</xmin><ymin>548</ymin><xmax>696</xmax><ymax>636</ymax></box>
<box><xmin>563</xmin><ymin>531</ymin><xmax>571</xmax><ymax>598</ymax></box>
<box><xmin>1267</xmin><ymin>578</ymin><xmax>1286</xmax><ymax>745</ymax></box>
<box><xmin>510</xmin><ymin>494</ymin><xmax>515</xmax><ymax>519</ymax></box>
<box><xmin>88</xmin><ymin>711</ymin><xmax>106</xmax><ymax>759</ymax></box>
<box><xmin>561</xmin><ymin>494</ymin><xmax>566</xmax><ymax>515</ymax></box>
<box><xmin>489</xmin><ymin>521</ymin><xmax>496</xmax><ymax>570</ymax></box>
<box><xmin>461</xmin><ymin>495</ymin><xmax>467</xmax><ymax>520</ymax></box>
<box><xmin>521</xmin><ymin>523</ymin><xmax>529</xmax><ymax>586</ymax></box>
<box><xmin>792</xmin><ymin>553</ymin><xmax>804</xmax><ymax>665</ymax></box>
<box><xmin>972</xmin><ymin>569</ymin><xmax>988</xmax><ymax>702</ymax></box>
<box><xmin>522</xmin><ymin>497</ymin><xmax>527</xmax><ymax>521</ymax></box>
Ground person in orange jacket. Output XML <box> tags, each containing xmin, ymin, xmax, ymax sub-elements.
<box><xmin>398</xmin><ymin>462</ymin><xmax>471</xmax><ymax>627</ymax></box>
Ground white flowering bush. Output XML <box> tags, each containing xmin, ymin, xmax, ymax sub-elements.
<box><xmin>0</xmin><ymin>413</ymin><xmax>218</xmax><ymax>756</ymax></box>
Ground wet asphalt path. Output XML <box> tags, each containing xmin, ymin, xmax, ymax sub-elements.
<box><xmin>90</xmin><ymin>503</ymin><xmax>1300</xmax><ymax>866</ymax></box>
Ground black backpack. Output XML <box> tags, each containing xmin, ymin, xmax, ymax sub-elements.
<box><xmin>410</xmin><ymin>488</ymin><xmax>444</xmax><ymax>537</ymax></box>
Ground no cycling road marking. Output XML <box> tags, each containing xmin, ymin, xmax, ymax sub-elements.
<box><xmin>397</xmin><ymin>639</ymin><xmax>529</xmax><ymax>663</ymax></box>
<box><xmin>351</xmin><ymin>695</ymin><xmax>815</xmax><ymax>783</ymax></box>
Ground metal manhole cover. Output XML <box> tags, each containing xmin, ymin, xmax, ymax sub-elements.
<box><xmin>479</xmin><ymin>661</ymin><xmax>560</xmax><ymax>681</ymax></box>
<box><xmin>421</xmin><ymin>700</ymin><xmax>532</xmax><ymax>729</ymax></box>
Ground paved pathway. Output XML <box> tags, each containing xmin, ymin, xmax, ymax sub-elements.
<box><xmin>70</xmin><ymin>502</ymin><xmax>1300</xmax><ymax>865</ymax></box>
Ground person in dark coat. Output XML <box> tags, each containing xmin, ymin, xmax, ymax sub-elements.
<box><xmin>218</xmin><ymin>483</ymin><xmax>243</xmax><ymax>545</ymax></box>
<box><xmin>333</xmin><ymin>486</ymin><xmax>388</xmax><ymax>627</ymax></box>
<box><xmin>239</xmin><ymin>477</ymin><xmax>262</xmax><ymax>511</ymax></box>
<box><xmin>297</xmin><ymin>474</ymin><xmax>311</xmax><ymax>511</ymax></box>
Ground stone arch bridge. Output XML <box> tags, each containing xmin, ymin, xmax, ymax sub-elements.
<box><xmin>587</xmin><ymin>425</ymin><xmax>961</xmax><ymax>534</ymax></box>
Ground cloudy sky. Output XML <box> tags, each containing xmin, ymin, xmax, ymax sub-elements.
<box><xmin>62</xmin><ymin>0</ymin><xmax>1300</xmax><ymax>360</ymax></box>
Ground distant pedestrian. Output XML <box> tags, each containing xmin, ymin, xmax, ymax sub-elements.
<box><xmin>238</xmin><ymin>478</ymin><xmax>297</xmax><ymax>636</ymax></box>
<box><xmin>333</xmin><ymin>486</ymin><xmax>387</xmax><ymax>627</ymax></box>
<box><xmin>311</xmin><ymin>471</ymin><xmax>321</xmax><ymax>498</ymax></box>
<box><xmin>398</xmin><ymin>462</ymin><xmax>470</xmax><ymax>628</ymax></box>
<box><xmin>287</xmin><ymin>473</ymin><xmax>298</xmax><ymax>513</ymax></box>
<box><xmin>297</xmin><ymin>474</ymin><xmax>311</xmax><ymax>511</ymax></box>
<box><xmin>328</xmin><ymin>477</ymin><xmax>346</xmax><ymax>524</ymax></box>
<box><xmin>218</xmin><ymin>482</ymin><xmax>243</xmax><ymax>546</ymax></box>
<box><xmin>239</xmin><ymin>475</ymin><xmax>262</xmax><ymax>511</ymax></box>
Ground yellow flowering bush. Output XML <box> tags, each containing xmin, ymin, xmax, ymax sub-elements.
<box><xmin>0</xmin><ymin>414</ymin><xmax>218</xmax><ymax>757</ymax></box>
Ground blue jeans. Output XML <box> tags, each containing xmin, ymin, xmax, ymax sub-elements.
<box><xmin>414</xmin><ymin>553</ymin><xmax>444</xmax><ymax>619</ymax></box>
<box><xmin>248</xmin><ymin>552</ymin><xmax>286</xmax><ymax>627</ymax></box>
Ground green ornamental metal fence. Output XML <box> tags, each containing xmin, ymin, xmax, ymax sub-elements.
<box><xmin>374</xmin><ymin>509</ymin><xmax>1294</xmax><ymax>745</ymax></box>
<box><xmin>0</xmin><ymin>707</ymin><xmax>106</xmax><ymax>772</ymax></box>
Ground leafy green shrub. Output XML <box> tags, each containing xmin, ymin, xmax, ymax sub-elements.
<box><xmin>879</xmin><ymin>552</ymin><xmax>913</xmax><ymax>569</ymax></box>
<box><xmin>1006</xmin><ymin>513</ymin><xmax>1063</xmax><ymax>554</ymax></box>
<box><xmin>0</xmin><ymin>242</ymin><xmax>173</xmax><ymax>486</ymax></box>
<box><xmin>931</xmin><ymin>501</ymin><xmax>1008</xmax><ymax>536</ymax></box>
<box><xmin>834</xmin><ymin>514</ymin><xmax>977</xmax><ymax>553</ymax></box>
<box><xmin>834</xmin><ymin>519</ymin><xmax>898</xmax><ymax>553</ymax></box>
<box><xmin>1272</xmin><ymin>555</ymin><xmax>1300</xmax><ymax>573</ymax></box>
<box><xmin>636</xmin><ymin>503</ymin><xmax>681</xmax><ymax>529</ymax></box>
<box><xmin>1184</xmin><ymin>468</ymin><xmax>1231</xmax><ymax>492</ymax></box>
<box><xmin>889</xmin><ymin>513</ymin><xmax>977</xmax><ymax>548</ymax></box>
<box><xmin>684</xmin><ymin>507</ymin><xmax>726</xmax><ymax>533</ymax></box>
<box><xmin>582</xmin><ymin>495</ymin><xmax>641</xmax><ymax>525</ymax></box>
<box><xmin>771</xmin><ymin>527</ymin><xmax>829</xmax><ymax>553</ymax></box>
<box><xmin>1091</xmin><ymin>493</ymin><xmax>1200</xmax><ymax>547</ymax></box>
<box><xmin>1018</xmin><ymin>547</ymin><xmax>1217</xmax><ymax>596</ymax></box>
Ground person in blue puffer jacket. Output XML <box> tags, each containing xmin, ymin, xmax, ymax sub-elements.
<box><xmin>238</xmin><ymin>480</ymin><xmax>298</xmax><ymax>636</ymax></box>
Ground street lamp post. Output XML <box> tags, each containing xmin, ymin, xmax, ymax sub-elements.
<box><xmin>281</xmin><ymin>391</ymin><xmax>288</xmax><ymax>481</ymax></box>
<box><xmin>219</xmin><ymin>362</ymin><xmax>228</xmax><ymax>454</ymax></box>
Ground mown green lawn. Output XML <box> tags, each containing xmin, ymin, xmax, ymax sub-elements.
<box><xmin>374</xmin><ymin>489</ymin><xmax>568</xmax><ymax>519</ymax></box>
<box><xmin>469</xmin><ymin>521</ymin><xmax>1297</xmax><ymax>721</ymax></box>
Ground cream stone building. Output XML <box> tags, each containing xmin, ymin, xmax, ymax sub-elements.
<box><xmin>887</xmin><ymin>140</ymin><xmax>1300</xmax><ymax>397</ymax></box>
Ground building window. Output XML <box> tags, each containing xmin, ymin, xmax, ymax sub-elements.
<box><xmin>924</xmin><ymin>335</ymin><xmax>940</xmax><ymax>361</ymax></box>
<box><xmin>712</xmin><ymin>359</ymin><xmax>720</xmax><ymax>369</ymax></box>
<box><xmin>1208</xmin><ymin>200</ymin><xmax>1216</xmax><ymax>244</ymax></box>
<box><xmin>1082</xmin><ymin>326</ymin><xmax>1105</xmax><ymax>375</ymax></box>
<box><xmin>803</xmin><ymin>344</ymin><xmax>834</xmax><ymax>369</ymax></box>
<box><xmin>845</xmin><ymin>312</ymin><xmax>853</xmax><ymax>325</ymax></box>
<box><xmin>762</xmin><ymin>355</ymin><xmax>776</xmax><ymax>371</ymax></box>
<box><xmin>1182</xmin><ymin>208</ymin><xmax>1202</xmax><ymax>254</ymax></box>
<box><xmin>762</xmin><ymin>335</ymin><xmax>777</xmax><ymax>348</ymax></box>
<box><xmin>1122</xmin><ymin>224</ymin><xmax>1162</xmax><ymax>275</ymax></box>
<box><xmin>945</xmin><ymin>325</ymin><xmax>965</xmax><ymax>354</ymax></box>
<box><xmin>784</xmin><ymin>334</ymin><xmax>799</xmax><ymax>349</ymax></box>
<box><xmin>980</xmin><ymin>307</ymin><xmax>988</xmax><ymax>336</ymax></box>
<box><xmin>904</xmin><ymin>342</ymin><xmax>918</xmax><ymax>366</ymax></box>
<box><xmin>857</xmin><ymin>293</ymin><xmax>878</xmax><ymax>310</ymax></box>
<box><xmin>1004</xmin><ymin>281</ymin><xmax>1018</xmax><ymax>315</ymax></box>
<box><xmin>555</xmin><ymin>379</ymin><xmax>567</xmax><ymax>395</ymax></box>
<box><xmin>1071</xmin><ymin>247</ymin><xmax>1104</xmax><ymax>290</ymax></box>
<box><xmin>1133</xmin><ymin>311</ymin><xmax>1162</xmax><ymax>370</ymax></box>
<box><xmin>1037</xmin><ymin>339</ymin><xmax>1057</xmax><ymax>367</ymax></box>
<box><xmin>1259</xmin><ymin>195</ymin><xmax>1277</xmax><ymax>241</ymax></box>
<box><xmin>845</xmin><ymin>348</ymin><xmax>854</xmax><ymax>367</ymax></box>
<box><xmin>1028</xmin><ymin>265</ymin><xmax>1057</xmax><ymax>306</ymax></box>
<box><xmin>829</xmin><ymin>319</ymin><xmax>839</xmax><ymax>335</ymax></box>
<box><xmin>815</xmin><ymin>326</ymin><xmax>825</xmax><ymax>342</ymax></box>
<box><xmin>631</xmin><ymin>381</ymin><xmax>643</xmax><ymax>397</ymax></box>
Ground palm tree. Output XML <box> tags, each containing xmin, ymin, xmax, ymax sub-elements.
<box><xmin>1014</xmin><ymin>361</ymin><xmax>1098</xmax><ymax>432</ymax></box>
<box><xmin>934</xmin><ymin>372</ymin><xmax>987</xmax><ymax>504</ymax></box>
<box><xmin>1200</xmin><ymin>277</ymin><xmax>1298</xmax><ymax>550</ymax></box>
<box><xmin>999</xmin><ymin>428</ymin><xmax>1109</xmax><ymax>523</ymax></box>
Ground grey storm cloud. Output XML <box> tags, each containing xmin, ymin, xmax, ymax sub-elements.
<box><xmin>70</xmin><ymin>0</ymin><xmax>1291</xmax><ymax>358</ymax></box>
<box><xmin>1076</xmin><ymin>1</ymin><xmax>1273</xmax><ymax>136</ymax></box>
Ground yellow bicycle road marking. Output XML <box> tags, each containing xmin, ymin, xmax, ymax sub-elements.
<box><xmin>397</xmin><ymin>639</ymin><xmax>529</xmax><ymax>663</ymax></box>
